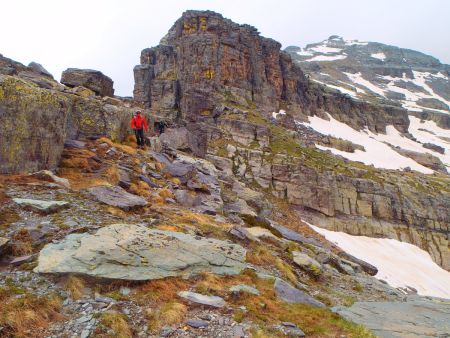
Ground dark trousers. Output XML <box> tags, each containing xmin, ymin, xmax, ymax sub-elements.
<box><xmin>134</xmin><ymin>128</ymin><xmax>145</xmax><ymax>146</ymax></box>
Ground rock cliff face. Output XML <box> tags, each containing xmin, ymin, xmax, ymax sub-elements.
<box><xmin>0</xmin><ymin>56</ymin><xmax>133</xmax><ymax>174</ymax></box>
<box><xmin>132</xmin><ymin>11</ymin><xmax>450</xmax><ymax>270</ymax></box>
<box><xmin>134</xmin><ymin>11</ymin><xmax>409</xmax><ymax>133</ymax></box>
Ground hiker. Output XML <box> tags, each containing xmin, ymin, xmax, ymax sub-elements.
<box><xmin>130</xmin><ymin>111</ymin><xmax>148</xmax><ymax>147</ymax></box>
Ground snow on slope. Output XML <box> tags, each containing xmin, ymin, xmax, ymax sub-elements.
<box><xmin>305</xmin><ymin>54</ymin><xmax>347</xmax><ymax>62</ymax></box>
<box><xmin>409</xmin><ymin>116</ymin><xmax>450</xmax><ymax>152</ymax></box>
<box><xmin>371</xmin><ymin>52</ymin><xmax>386</xmax><ymax>61</ymax></box>
<box><xmin>308</xmin><ymin>223</ymin><xmax>450</xmax><ymax>300</ymax></box>
<box><xmin>300</xmin><ymin>114</ymin><xmax>435</xmax><ymax>174</ymax></box>
<box><xmin>343</xmin><ymin>72</ymin><xmax>386</xmax><ymax>96</ymax></box>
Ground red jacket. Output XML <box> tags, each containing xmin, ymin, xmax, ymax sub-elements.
<box><xmin>131</xmin><ymin>114</ymin><xmax>148</xmax><ymax>131</ymax></box>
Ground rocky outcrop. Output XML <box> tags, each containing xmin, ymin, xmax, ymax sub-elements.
<box><xmin>35</xmin><ymin>224</ymin><xmax>247</xmax><ymax>280</ymax></box>
<box><xmin>134</xmin><ymin>11</ymin><xmax>409</xmax><ymax>133</ymax></box>
<box><xmin>334</xmin><ymin>296</ymin><xmax>450</xmax><ymax>338</ymax></box>
<box><xmin>61</xmin><ymin>68</ymin><xmax>114</xmax><ymax>97</ymax></box>
<box><xmin>0</xmin><ymin>71</ymin><xmax>132</xmax><ymax>174</ymax></box>
<box><xmin>210</xmin><ymin>136</ymin><xmax>450</xmax><ymax>270</ymax></box>
<box><xmin>0</xmin><ymin>76</ymin><xmax>70</xmax><ymax>174</ymax></box>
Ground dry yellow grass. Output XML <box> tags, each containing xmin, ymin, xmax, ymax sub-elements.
<box><xmin>105</xmin><ymin>206</ymin><xmax>127</xmax><ymax>218</ymax></box>
<box><xmin>96</xmin><ymin>311</ymin><xmax>132</xmax><ymax>338</ymax></box>
<box><xmin>0</xmin><ymin>284</ymin><xmax>63</xmax><ymax>338</ymax></box>
<box><xmin>11</xmin><ymin>229</ymin><xmax>34</xmax><ymax>256</ymax></box>
<box><xmin>64</xmin><ymin>276</ymin><xmax>85</xmax><ymax>300</ymax></box>
<box><xmin>129</xmin><ymin>181</ymin><xmax>151</xmax><ymax>198</ymax></box>
<box><xmin>97</xmin><ymin>137</ymin><xmax>137</xmax><ymax>155</ymax></box>
<box><xmin>146</xmin><ymin>302</ymin><xmax>187</xmax><ymax>332</ymax></box>
<box><xmin>158</xmin><ymin>188</ymin><xmax>174</xmax><ymax>199</ymax></box>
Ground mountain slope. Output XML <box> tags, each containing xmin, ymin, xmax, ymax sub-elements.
<box><xmin>286</xmin><ymin>36</ymin><xmax>450</xmax><ymax>118</ymax></box>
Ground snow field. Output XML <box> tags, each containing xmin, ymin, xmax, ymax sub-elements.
<box><xmin>307</xmin><ymin>223</ymin><xmax>450</xmax><ymax>300</ymax></box>
<box><xmin>300</xmin><ymin>113</ymin><xmax>434</xmax><ymax>174</ymax></box>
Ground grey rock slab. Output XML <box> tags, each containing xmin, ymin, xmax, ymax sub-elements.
<box><xmin>274</xmin><ymin>278</ymin><xmax>325</xmax><ymax>308</ymax></box>
<box><xmin>178</xmin><ymin>291</ymin><xmax>226</xmax><ymax>308</ymax></box>
<box><xmin>35</xmin><ymin>224</ymin><xmax>246</xmax><ymax>280</ymax></box>
<box><xmin>30</xmin><ymin>170</ymin><xmax>71</xmax><ymax>188</ymax></box>
<box><xmin>87</xmin><ymin>186</ymin><xmax>147</xmax><ymax>210</ymax></box>
<box><xmin>232</xmin><ymin>325</ymin><xmax>246</xmax><ymax>337</ymax></box>
<box><xmin>268</xmin><ymin>220</ymin><xmax>319</xmax><ymax>246</ymax></box>
<box><xmin>186</xmin><ymin>319</ymin><xmax>210</xmax><ymax>328</ymax></box>
<box><xmin>13</xmin><ymin>198</ymin><xmax>69</xmax><ymax>214</ymax></box>
<box><xmin>333</xmin><ymin>296</ymin><xmax>450</xmax><ymax>338</ymax></box>
<box><xmin>229</xmin><ymin>284</ymin><xmax>260</xmax><ymax>295</ymax></box>
<box><xmin>64</xmin><ymin>139</ymin><xmax>86</xmax><ymax>149</ymax></box>
<box><xmin>292</xmin><ymin>251</ymin><xmax>322</xmax><ymax>272</ymax></box>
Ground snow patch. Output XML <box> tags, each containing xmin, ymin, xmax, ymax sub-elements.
<box><xmin>300</xmin><ymin>113</ymin><xmax>434</xmax><ymax>174</ymax></box>
<box><xmin>272</xmin><ymin>110</ymin><xmax>286</xmax><ymax>119</ymax></box>
<box><xmin>296</xmin><ymin>49</ymin><xmax>313</xmax><ymax>56</ymax></box>
<box><xmin>312</xmin><ymin>79</ymin><xmax>358</xmax><ymax>98</ymax></box>
<box><xmin>307</xmin><ymin>223</ymin><xmax>450</xmax><ymax>300</ymax></box>
<box><xmin>310</xmin><ymin>45</ymin><xmax>343</xmax><ymax>54</ymax></box>
<box><xmin>344</xmin><ymin>72</ymin><xmax>386</xmax><ymax>96</ymax></box>
<box><xmin>305</xmin><ymin>54</ymin><xmax>347</xmax><ymax>62</ymax></box>
<box><xmin>344</xmin><ymin>39</ymin><xmax>368</xmax><ymax>46</ymax></box>
<box><xmin>371</xmin><ymin>52</ymin><xmax>386</xmax><ymax>61</ymax></box>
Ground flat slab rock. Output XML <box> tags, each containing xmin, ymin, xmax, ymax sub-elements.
<box><xmin>35</xmin><ymin>224</ymin><xmax>246</xmax><ymax>280</ymax></box>
<box><xmin>178</xmin><ymin>291</ymin><xmax>226</xmax><ymax>308</ymax></box>
<box><xmin>274</xmin><ymin>278</ymin><xmax>325</xmax><ymax>308</ymax></box>
<box><xmin>334</xmin><ymin>296</ymin><xmax>450</xmax><ymax>338</ymax></box>
<box><xmin>87</xmin><ymin>186</ymin><xmax>147</xmax><ymax>210</ymax></box>
<box><xmin>13</xmin><ymin>198</ymin><xmax>69</xmax><ymax>214</ymax></box>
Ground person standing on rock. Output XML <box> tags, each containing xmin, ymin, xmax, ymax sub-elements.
<box><xmin>130</xmin><ymin>111</ymin><xmax>148</xmax><ymax>148</ymax></box>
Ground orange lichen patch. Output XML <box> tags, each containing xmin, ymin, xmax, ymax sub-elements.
<box><xmin>97</xmin><ymin>137</ymin><xmax>137</xmax><ymax>155</ymax></box>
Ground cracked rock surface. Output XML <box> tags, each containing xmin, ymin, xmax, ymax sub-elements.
<box><xmin>35</xmin><ymin>224</ymin><xmax>247</xmax><ymax>280</ymax></box>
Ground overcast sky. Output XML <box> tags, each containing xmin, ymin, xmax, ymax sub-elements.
<box><xmin>1</xmin><ymin>0</ymin><xmax>449</xmax><ymax>96</ymax></box>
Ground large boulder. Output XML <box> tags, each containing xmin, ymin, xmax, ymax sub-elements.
<box><xmin>28</xmin><ymin>62</ymin><xmax>53</xmax><ymax>79</ymax></box>
<box><xmin>0</xmin><ymin>76</ymin><xmax>70</xmax><ymax>174</ymax></box>
<box><xmin>35</xmin><ymin>224</ymin><xmax>247</xmax><ymax>280</ymax></box>
<box><xmin>61</xmin><ymin>68</ymin><xmax>114</xmax><ymax>97</ymax></box>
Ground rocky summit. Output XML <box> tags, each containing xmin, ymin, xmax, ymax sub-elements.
<box><xmin>0</xmin><ymin>9</ymin><xmax>450</xmax><ymax>338</ymax></box>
